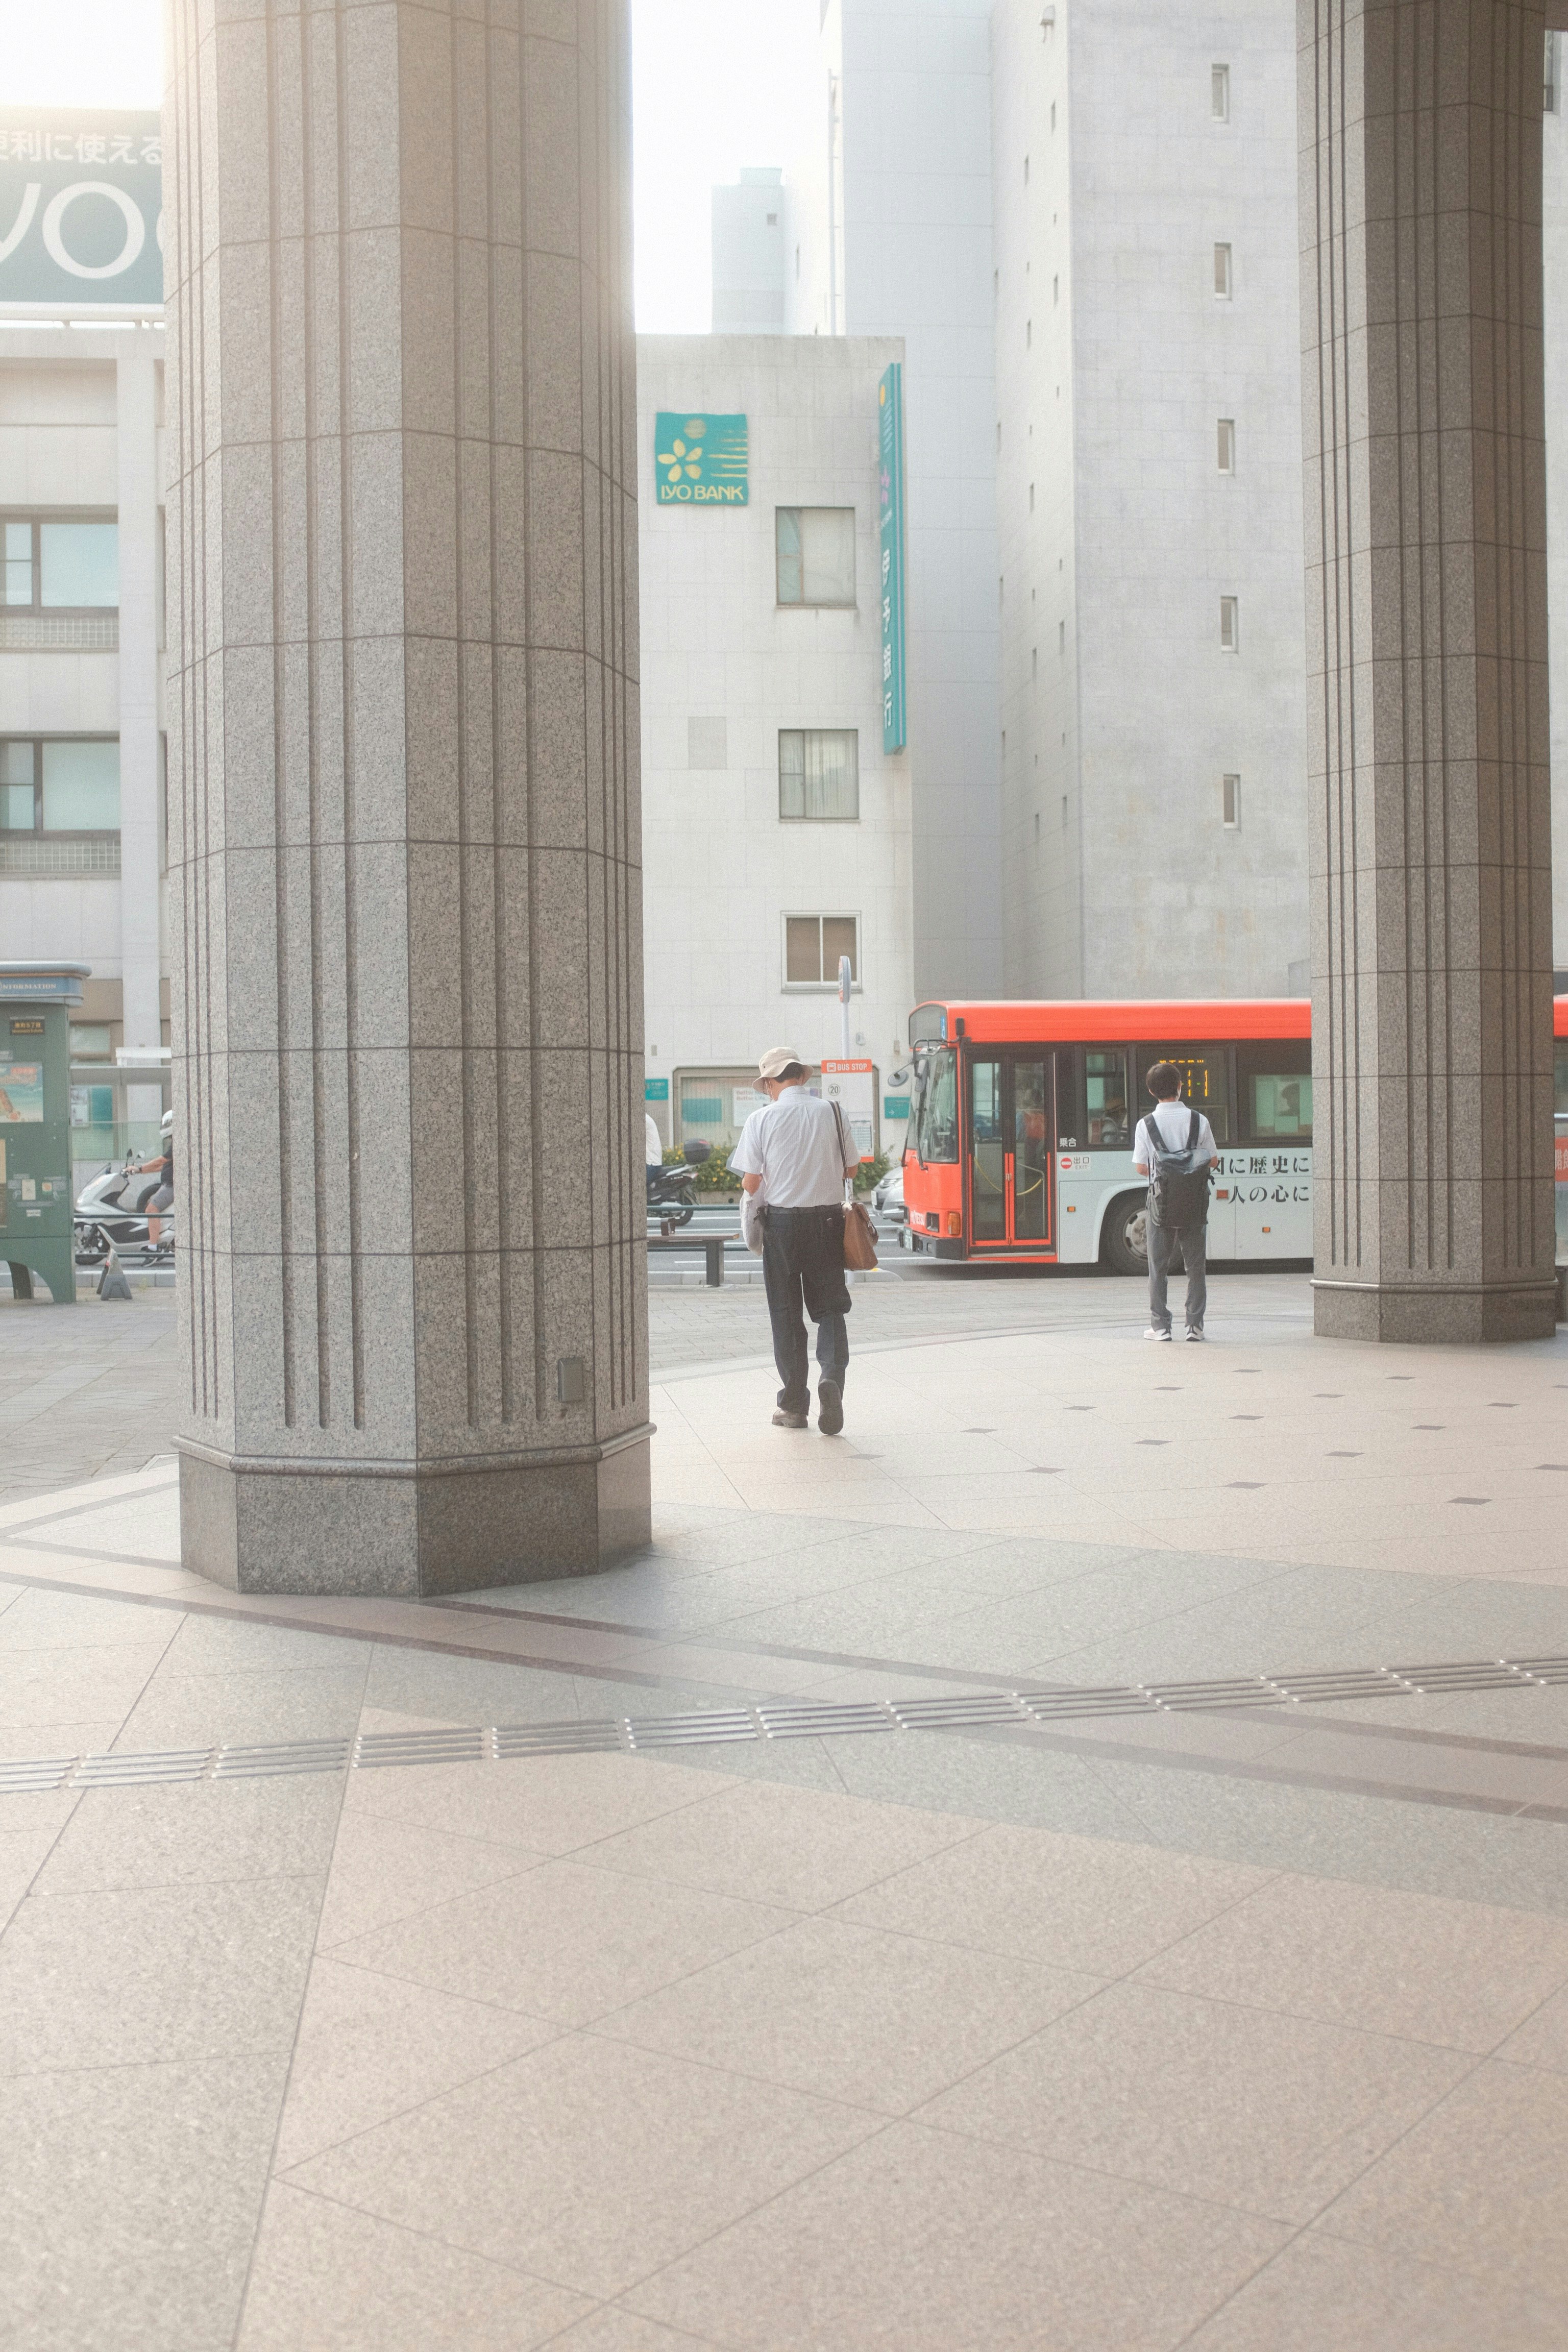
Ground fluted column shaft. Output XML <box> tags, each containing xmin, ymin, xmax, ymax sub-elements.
<box><xmin>1300</xmin><ymin>0</ymin><xmax>1557</xmax><ymax>1341</ymax></box>
<box><xmin>165</xmin><ymin>0</ymin><xmax>648</xmax><ymax>1592</ymax></box>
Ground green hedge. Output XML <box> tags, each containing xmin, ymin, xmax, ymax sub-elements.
<box><xmin>662</xmin><ymin>1145</ymin><xmax>890</xmax><ymax>1196</ymax></box>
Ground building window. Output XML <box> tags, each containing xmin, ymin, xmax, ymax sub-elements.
<box><xmin>1212</xmin><ymin>63</ymin><xmax>1230</xmax><ymax>120</ymax></box>
<box><xmin>779</xmin><ymin>728</ymin><xmax>859</xmax><ymax>820</ymax></box>
<box><xmin>1222</xmin><ymin>772</ymin><xmax>1241</xmax><ymax>826</ymax></box>
<box><xmin>2</xmin><ymin>517</ymin><xmax>118</xmax><ymax>612</ymax></box>
<box><xmin>0</xmin><ymin>738</ymin><xmax>120</xmax><ymax>834</ymax></box>
<box><xmin>1214</xmin><ymin>242</ymin><xmax>1233</xmax><ymax>298</ymax></box>
<box><xmin>776</xmin><ymin>507</ymin><xmax>855</xmax><ymax>606</ymax></box>
<box><xmin>69</xmin><ymin>1023</ymin><xmax>113</xmax><ymax>1062</ymax></box>
<box><xmin>785</xmin><ymin>913</ymin><xmax>859</xmax><ymax>988</ymax></box>
<box><xmin>1217</xmin><ymin>418</ymin><xmax>1236</xmax><ymax>472</ymax></box>
<box><xmin>1219</xmin><ymin>597</ymin><xmax>1239</xmax><ymax>651</ymax></box>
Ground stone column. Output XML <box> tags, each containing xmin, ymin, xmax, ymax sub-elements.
<box><xmin>1300</xmin><ymin>0</ymin><xmax>1558</xmax><ymax>1341</ymax></box>
<box><xmin>115</xmin><ymin>339</ymin><xmax>164</xmax><ymax>1138</ymax></box>
<box><xmin>164</xmin><ymin>0</ymin><xmax>649</xmax><ymax>1594</ymax></box>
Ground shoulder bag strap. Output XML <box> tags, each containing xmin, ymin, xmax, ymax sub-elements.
<box><xmin>1187</xmin><ymin>1109</ymin><xmax>1200</xmax><ymax>1153</ymax></box>
<box><xmin>831</xmin><ymin>1097</ymin><xmax>854</xmax><ymax>1200</ymax></box>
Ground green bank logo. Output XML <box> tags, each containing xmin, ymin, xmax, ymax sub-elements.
<box><xmin>654</xmin><ymin>412</ymin><xmax>748</xmax><ymax>505</ymax></box>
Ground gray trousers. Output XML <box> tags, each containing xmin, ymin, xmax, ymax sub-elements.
<box><xmin>1148</xmin><ymin>1214</ymin><xmax>1207</xmax><ymax>1334</ymax></box>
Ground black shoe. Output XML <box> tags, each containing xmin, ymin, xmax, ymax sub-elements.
<box><xmin>817</xmin><ymin>1379</ymin><xmax>844</xmax><ymax>1435</ymax></box>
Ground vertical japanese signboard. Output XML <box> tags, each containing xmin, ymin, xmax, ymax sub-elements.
<box><xmin>0</xmin><ymin>111</ymin><xmax>163</xmax><ymax>308</ymax></box>
<box><xmin>878</xmin><ymin>361</ymin><xmax>907</xmax><ymax>754</ymax></box>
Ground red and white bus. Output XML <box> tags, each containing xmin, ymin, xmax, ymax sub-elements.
<box><xmin>899</xmin><ymin>996</ymin><xmax>1568</xmax><ymax>1271</ymax></box>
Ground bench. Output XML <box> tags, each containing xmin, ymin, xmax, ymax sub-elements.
<box><xmin>646</xmin><ymin>1232</ymin><xmax>739</xmax><ymax>1288</ymax></box>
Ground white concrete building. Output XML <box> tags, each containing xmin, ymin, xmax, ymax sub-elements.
<box><xmin>638</xmin><ymin>333</ymin><xmax>914</xmax><ymax>1163</ymax></box>
<box><xmin>991</xmin><ymin>0</ymin><xmax>1309</xmax><ymax>1000</ymax></box>
<box><xmin>0</xmin><ymin>321</ymin><xmax>169</xmax><ymax>1166</ymax></box>
<box><xmin>785</xmin><ymin>0</ymin><xmax>1002</xmax><ymax>1003</ymax></box>
<box><xmin>711</xmin><ymin>168</ymin><xmax>787</xmax><ymax>333</ymax></box>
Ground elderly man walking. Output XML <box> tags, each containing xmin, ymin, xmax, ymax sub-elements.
<box><xmin>732</xmin><ymin>1047</ymin><xmax>861</xmax><ymax>1433</ymax></box>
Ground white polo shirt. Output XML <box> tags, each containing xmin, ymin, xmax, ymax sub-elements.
<box><xmin>731</xmin><ymin>1085</ymin><xmax>859</xmax><ymax>1208</ymax></box>
<box><xmin>1133</xmin><ymin>1099</ymin><xmax>1218</xmax><ymax>1171</ymax></box>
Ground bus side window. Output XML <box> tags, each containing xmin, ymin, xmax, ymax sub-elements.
<box><xmin>1141</xmin><ymin>1045</ymin><xmax>1230</xmax><ymax>1143</ymax></box>
<box><xmin>1055</xmin><ymin>1048</ymin><xmax>1084</xmax><ymax>1148</ymax></box>
<box><xmin>1084</xmin><ymin>1049</ymin><xmax>1130</xmax><ymax>1148</ymax></box>
<box><xmin>1236</xmin><ymin>1039</ymin><xmax>1312</xmax><ymax>1142</ymax></box>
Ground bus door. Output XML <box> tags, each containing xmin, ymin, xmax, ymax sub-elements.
<box><xmin>967</xmin><ymin>1054</ymin><xmax>1056</xmax><ymax>1251</ymax></box>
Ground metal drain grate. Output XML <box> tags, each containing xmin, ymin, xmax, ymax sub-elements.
<box><xmin>5</xmin><ymin>1649</ymin><xmax>1568</xmax><ymax>1795</ymax></box>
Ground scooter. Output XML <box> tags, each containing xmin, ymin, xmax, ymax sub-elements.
<box><xmin>75</xmin><ymin>1155</ymin><xmax>153</xmax><ymax>1264</ymax></box>
<box><xmin>646</xmin><ymin>1140</ymin><xmax>710</xmax><ymax>1228</ymax></box>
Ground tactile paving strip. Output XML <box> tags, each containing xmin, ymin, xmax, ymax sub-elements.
<box><xmin>3</xmin><ymin>1649</ymin><xmax>1568</xmax><ymax>1794</ymax></box>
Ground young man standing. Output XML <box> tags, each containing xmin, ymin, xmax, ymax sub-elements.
<box><xmin>732</xmin><ymin>1048</ymin><xmax>861</xmax><ymax>1432</ymax></box>
<box><xmin>1132</xmin><ymin>1061</ymin><xmax>1218</xmax><ymax>1342</ymax></box>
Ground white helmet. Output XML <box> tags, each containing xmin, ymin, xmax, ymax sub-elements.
<box><xmin>161</xmin><ymin>1110</ymin><xmax>174</xmax><ymax>1135</ymax></box>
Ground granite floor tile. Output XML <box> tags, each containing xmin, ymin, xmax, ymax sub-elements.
<box><xmin>160</xmin><ymin>1613</ymin><xmax>372</xmax><ymax>1675</ymax></box>
<box><xmin>341</xmin><ymin>1750</ymin><xmax>723</xmax><ymax>1857</ymax></box>
<box><xmin>1072</xmin><ymin>1751</ymin><xmax>1568</xmax><ymax>1917</ymax></box>
<box><xmin>330</xmin><ymin>1856</ymin><xmax>792</xmax><ymax>2026</ymax></box>
<box><xmin>0</xmin><ymin>1643</ymin><xmax>170</xmax><ymax>1733</ymax></box>
<box><xmin>32</xmin><ymin>1775</ymin><xmax>343</xmax><ymax>1895</ymax></box>
<box><xmin>235</xmin><ymin>2184</ymin><xmax>593</xmax><ymax>2351</ymax></box>
<box><xmin>831</xmin><ymin>1820</ymin><xmax>1272</xmax><ymax>1975</ymax></box>
<box><xmin>597</xmin><ymin>1910</ymin><xmax>1100</xmax><ymax>2113</ymax></box>
<box><xmin>0</xmin><ymin>1584</ymin><xmax>182</xmax><ymax>1651</ymax></box>
<box><xmin>112</xmin><ymin>1661</ymin><xmax>370</xmax><ymax>1749</ymax></box>
<box><xmin>1496</xmin><ymin>1979</ymin><xmax>1568</xmax><ymax>2071</ymax></box>
<box><xmin>0</xmin><ymin>1821</ymin><xmax>62</xmax><ymax>1934</ymax></box>
<box><xmin>1181</xmin><ymin>2228</ymin><xmax>1568</xmax><ymax>2351</ymax></box>
<box><xmin>272</xmin><ymin>1955</ymin><xmax>558</xmax><ymax>2169</ymax></box>
<box><xmin>1320</xmin><ymin>2059</ymin><xmax>1568</xmax><ymax>2299</ymax></box>
<box><xmin>314</xmin><ymin>1807</ymin><xmax>544</xmax><ymax>1949</ymax></box>
<box><xmin>360</xmin><ymin>1645</ymin><xmax>591</xmax><ymax>1728</ymax></box>
<box><xmin>0</xmin><ymin>2053</ymin><xmax>288</xmax><ymax>2352</ymax></box>
<box><xmin>541</xmin><ymin>2311</ymin><xmax>729</xmax><ymax>2351</ymax></box>
<box><xmin>281</xmin><ymin>2033</ymin><xmax>881</xmax><ymax>2301</ymax></box>
<box><xmin>917</xmin><ymin>1978</ymin><xmax>1471</xmax><ymax>2224</ymax></box>
<box><xmin>0</xmin><ymin>1875</ymin><xmax>324</xmax><ymax>2074</ymax></box>
<box><xmin>583</xmin><ymin>1777</ymin><xmax>985</xmax><ymax>1912</ymax></box>
<box><xmin>624</xmin><ymin>2117</ymin><xmax>1288</xmax><ymax>2351</ymax></box>
<box><xmin>1135</xmin><ymin>1871</ymin><xmax>1568</xmax><ymax>2050</ymax></box>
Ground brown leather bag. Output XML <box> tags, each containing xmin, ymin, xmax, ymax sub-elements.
<box><xmin>832</xmin><ymin>1101</ymin><xmax>879</xmax><ymax>1270</ymax></box>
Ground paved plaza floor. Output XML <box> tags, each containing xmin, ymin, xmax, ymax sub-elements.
<box><xmin>3</xmin><ymin>1271</ymin><xmax>1568</xmax><ymax>2348</ymax></box>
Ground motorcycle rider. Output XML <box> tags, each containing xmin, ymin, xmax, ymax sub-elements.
<box><xmin>136</xmin><ymin>1110</ymin><xmax>175</xmax><ymax>1248</ymax></box>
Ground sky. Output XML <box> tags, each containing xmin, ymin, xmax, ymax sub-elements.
<box><xmin>0</xmin><ymin>0</ymin><xmax>812</xmax><ymax>332</ymax></box>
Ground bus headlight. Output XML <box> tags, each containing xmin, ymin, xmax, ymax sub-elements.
<box><xmin>945</xmin><ymin>1211</ymin><xmax>963</xmax><ymax>1238</ymax></box>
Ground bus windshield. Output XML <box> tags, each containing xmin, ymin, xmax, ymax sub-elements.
<box><xmin>910</xmin><ymin>1047</ymin><xmax>959</xmax><ymax>1163</ymax></box>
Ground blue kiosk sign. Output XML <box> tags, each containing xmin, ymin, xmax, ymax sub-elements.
<box><xmin>878</xmin><ymin>363</ymin><xmax>907</xmax><ymax>753</ymax></box>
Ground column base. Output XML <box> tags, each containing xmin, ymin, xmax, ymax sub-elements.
<box><xmin>1312</xmin><ymin>1279</ymin><xmax>1559</xmax><ymax>1345</ymax></box>
<box><xmin>177</xmin><ymin>1431</ymin><xmax>652</xmax><ymax>1597</ymax></box>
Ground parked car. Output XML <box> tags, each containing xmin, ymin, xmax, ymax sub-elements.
<box><xmin>872</xmin><ymin>1161</ymin><xmax>905</xmax><ymax>1222</ymax></box>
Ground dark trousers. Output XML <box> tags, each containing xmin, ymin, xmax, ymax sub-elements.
<box><xmin>1148</xmin><ymin>1212</ymin><xmax>1208</xmax><ymax>1334</ymax></box>
<box><xmin>762</xmin><ymin>1206</ymin><xmax>850</xmax><ymax>1413</ymax></box>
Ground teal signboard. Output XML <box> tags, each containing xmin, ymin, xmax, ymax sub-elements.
<box><xmin>878</xmin><ymin>363</ymin><xmax>907</xmax><ymax>752</ymax></box>
<box><xmin>644</xmin><ymin>1077</ymin><xmax>669</xmax><ymax>1101</ymax></box>
<box><xmin>654</xmin><ymin>412</ymin><xmax>748</xmax><ymax>505</ymax></box>
<box><xmin>0</xmin><ymin>111</ymin><xmax>163</xmax><ymax>307</ymax></box>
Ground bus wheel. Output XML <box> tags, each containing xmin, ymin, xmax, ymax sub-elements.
<box><xmin>1102</xmin><ymin>1195</ymin><xmax>1149</xmax><ymax>1275</ymax></box>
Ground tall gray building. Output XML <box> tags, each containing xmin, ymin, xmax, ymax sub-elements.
<box><xmin>992</xmin><ymin>0</ymin><xmax>1309</xmax><ymax>1001</ymax></box>
<box><xmin>786</xmin><ymin>0</ymin><xmax>1003</xmax><ymax>1004</ymax></box>
<box><xmin>710</xmin><ymin>167</ymin><xmax>787</xmax><ymax>332</ymax></box>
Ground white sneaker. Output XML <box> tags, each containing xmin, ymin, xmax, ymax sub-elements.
<box><xmin>1142</xmin><ymin>1327</ymin><xmax>1173</xmax><ymax>1342</ymax></box>
<box><xmin>1185</xmin><ymin>1328</ymin><xmax>1206</xmax><ymax>1342</ymax></box>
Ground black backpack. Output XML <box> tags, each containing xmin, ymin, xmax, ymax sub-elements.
<box><xmin>1142</xmin><ymin>1108</ymin><xmax>1211</xmax><ymax>1229</ymax></box>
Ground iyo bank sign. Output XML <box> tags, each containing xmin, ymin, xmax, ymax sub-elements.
<box><xmin>0</xmin><ymin>111</ymin><xmax>164</xmax><ymax>309</ymax></box>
